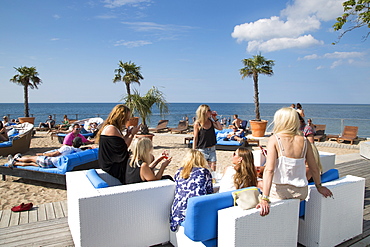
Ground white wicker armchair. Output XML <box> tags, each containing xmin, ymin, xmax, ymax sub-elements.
<box><xmin>67</xmin><ymin>169</ymin><xmax>175</xmax><ymax>247</ymax></box>
<box><xmin>298</xmin><ymin>175</ymin><xmax>365</xmax><ymax>247</ymax></box>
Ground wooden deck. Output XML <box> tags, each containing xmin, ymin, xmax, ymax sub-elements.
<box><xmin>0</xmin><ymin>154</ymin><xmax>369</xmax><ymax>246</ymax></box>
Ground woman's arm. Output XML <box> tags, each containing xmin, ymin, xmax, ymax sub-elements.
<box><xmin>140</xmin><ymin>158</ymin><xmax>172</xmax><ymax>181</ymax></box>
<box><xmin>212</xmin><ymin>117</ymin><xmax>223</xmax><ymax>130</ymax></box>
<box><xmin>306</xmin><ymin>141</ymin><xmax>333</xmax><ymax>198</ymax></box>
<box><xmin>193</xmin><ymin>122</ymin><xmax>200</xmax><ymax>149</ymax></box>
<box><xmin>256</xmin><ymin>137</ymin><xmax>278</xmax><ymax>216</ymax></box>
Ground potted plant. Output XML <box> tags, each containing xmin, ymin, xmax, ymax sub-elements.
<box><xmin>124</xmin><ymin>86</ymin><xmax>169</xmax><ymax>140</ymax></box>
<box><xmin>10</xmin><ymin>66</ymin><xmax>42</xmax><ymax>124</ymax></box>
<box><xmin>240</xmin><ymin>54</ymin><xmax>275</xmax><ymax>137</ymax></box>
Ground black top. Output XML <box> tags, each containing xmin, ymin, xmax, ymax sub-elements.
<box><xmin>98</xmin><ymin>135</ymin><xmax>129</xmax><ymax>184</ymax></box>
<box><xmin>125</xmin><ymin>160</ymin><xmax>145</xmax><ymax>184</ymax></box>
<box><xmin>196</xmin><ymin>121</ymin><xmax>216</xmax><ymax>149</ymax></box>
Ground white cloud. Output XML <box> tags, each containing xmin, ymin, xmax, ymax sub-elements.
<box><xmin>316</xmin><ymin>65</ymin><xmax>325</xmax><ymax>70</ymax></box>
<box><xmin>330</xmin><ymin>60</ymin><xmax>343</xmax><ymax>68</ymax></box>
<box><xmin>232</xmin><ymin>0</ymin><xmax>344</xmax><ymax>52</ymax></box>
<box><xmin>103</xmin><ymin>0</ymin><xmax>150</xmax><ymax>8</ymax></box>
<box><xmin>121</xmin><ymin>21</ymin><xmax>193</xmax><ymax>32</ymax></box>
<box><xmin>247</xmin><ymin>35</ymin><xmax>323</xmax><ymax>53</ymax></box>
<box><xmin>114</xmin><ymin>40</ymin><xmax>152</xmax><ymax>48</ymax></box>
<box><xmin>300</xmin><ymin>54</ymin><xmax>319</xmax><ymax>60</ymax></box>
<box><xmin>323</xmin><ymin>51</ymin><xmax>365</xmax><ymax>59</ymax></box>
<box><xmin>232</xmin><ymin>16</ymin><xmax>320</xmax><ymax>42</ymax></box>
<box><xmin>50</xmin><ymin>38</ymin><xmax>60</xmax><ymax>41</ymax></box>
<box><xmin>53</xmin><ymin>14</ymin><xmax>60</xmax><ymax>20</ymax></box>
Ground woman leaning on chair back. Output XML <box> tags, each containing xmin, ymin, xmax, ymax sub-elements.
<box><xmin>96</xmin><ymin>104</ymin><xmax>140</xmax><ymax>184</ymax></box>
<box><xmin>257</xmin><ymin>107</ymin><xmax>333</xmax><ymax>216</ymax></box>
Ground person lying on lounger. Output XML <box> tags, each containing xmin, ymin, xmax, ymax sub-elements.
<box><xmin>226</xmin><ymin>126</ymin><xmax>245</xmax><ymax>142</ymax></box>
<box><xmin>7</xmin><ymin>137</ymin><xmax>85</xmax><ymax>168</ymax></box>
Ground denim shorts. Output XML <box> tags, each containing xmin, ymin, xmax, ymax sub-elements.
<box><xmin>36</xmin><ymin>156</ymin><xmax>55</xmax><ymax>168</ymax></box>
<box><xmin>198</xmin><ymin>146</ymin><xmax>217</xmax><ymax>163</ymax></box>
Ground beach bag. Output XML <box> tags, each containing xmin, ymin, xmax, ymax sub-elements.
<box><xmin>232</xmin><ymin>187</ymin><xmax>261</xmax><ymax>210</ymax></box>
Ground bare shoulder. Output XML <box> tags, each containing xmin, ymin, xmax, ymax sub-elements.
<box><xmin>102</xmin><ymin>125</ymin><xmax>122</xmax><ymax>137</ymax></box>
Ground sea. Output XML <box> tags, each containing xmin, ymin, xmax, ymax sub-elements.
<box><xmin>1</xmin><ymin>103</ymin><xmax>370</xmax><ymax>137</ymax></box>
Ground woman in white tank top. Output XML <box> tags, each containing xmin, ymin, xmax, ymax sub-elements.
<box><xmin>257</xmin><ymin>107</ymin><xmax>333</xmax><ymax>217</ymax></box>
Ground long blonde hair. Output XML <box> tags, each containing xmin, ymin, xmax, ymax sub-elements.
<box><xmin>129</xmin><ymin>137</ymin><xmax>153</xmax><ymax>167</ymax></box>
<box><xmin>96</xmin><ymin>104</ymin><xmax>131</xmax><ymax>143</ymax></box>
<box><xmin>272</xmin><ymin>107</ymin><xmax>301</xmax><ymax>136</ymax></box>
<box><xmin>233</xmin><ymin>147</ymin><xmax>257</xmax><ymax>189</ymax></box>
<box><xmin>180</xmin><ymin>149</ymin><xmax>208</xmax><ymax>179</ymax></box>
<box><xmin>195</xmin><ymin>104</ymin><xmax>210</xmax><ymax>126</ymax></box>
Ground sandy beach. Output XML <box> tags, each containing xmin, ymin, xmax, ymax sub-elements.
<box><xmin>0</xmin><ymin>131</ymin><xmax>360</xmax><ymax>211</ymax></box>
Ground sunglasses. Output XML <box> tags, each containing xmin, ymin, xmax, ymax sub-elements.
<box><xmin>233</xmin><ymin>152</ymin><xmax>238</xmax><ymax>157</ymax></box>
<box><xmin>75</xmin><ymin>128</ymin><xmax>80</xmax><ymax>130</ymax></box>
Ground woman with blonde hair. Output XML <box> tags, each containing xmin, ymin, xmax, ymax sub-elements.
<box><xmin>125</xmin><ymin>137</ymin><xmax>172</xmax><ymax>184</ymax></box>
<box><xmin>170</xmin><ymin>149</ymin><xmax>213</xmax><ymax>232</ymax></box>
<box><xmin>257</xmin><ymin>107</ymin><xmax>332</xmax><ymax>216</ymax></box>
<box><xmin>97</xmin><ymin>104</ymin><xmax>140</xmax><ymax>184</ymax></box>
<box><xmin>193</xmin><ymin>104</ymin><xmax>222</xmax><ymax>171</ymax></box>
<box><xmin>219</xmin><ymin>147</ymin><xmax>258</xmax><ymax>193</ymax></box>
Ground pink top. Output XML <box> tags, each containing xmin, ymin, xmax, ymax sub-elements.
<box><xmin>63</xmin><ymin>133</ymin><xmax>88</xmax><ymax>146</ymax></box>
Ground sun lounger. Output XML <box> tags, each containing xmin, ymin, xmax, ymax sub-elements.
<box><xmin>337</xmin><ymin>125</ymin><xmax>358</xmax><ymax>145</ymax></box>
<box><xmin>169</xmin><ymin>120</ymin><xmax>188</xmax><ymax>134</ymax></box>
<box><xmin>313</xmin><ymin>124</ymin><xmax>326</xmax><ymax>142</ymax></box>
<box><xmin>149</xmin><ymin>120</ymin><xmax>169</xmax><ymax>133</ymax></box>
<box><xmin>0</xmin><ymin>148</ymin><xmax>99</xmax><ymax>185</ymax></box>
<box><xmin>0</xmin><ymin>123</ymin><xmax>34</xmax><ymax>157</ymax></box>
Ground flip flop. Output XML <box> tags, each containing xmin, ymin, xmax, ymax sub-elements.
<box><xmin>11</xmin><ymin>203</ymin><xmax>33</xmax><ymax>212</ymax></box>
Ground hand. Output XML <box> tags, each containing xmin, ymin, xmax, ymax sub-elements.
<box><xmin>317</xmin><ymin>186</ymin><xmax>333</xmax><ymax>198</ymax></box>
<box><xmin>256</xmin><ymin>200</ymin><xmax>270</xmax><ymax>216</ymax></box>
<box><xmin>161</xmin><ymin>157</ymin><xmax>172</xmax><ymax>167</ymax></box>
<box><xmin>130</xmin><ymin>124</ymin><xmax>141</xmax><ymax>135</ymax></box>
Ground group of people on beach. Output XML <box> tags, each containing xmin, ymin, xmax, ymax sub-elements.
<box><xmin>93</xmin><ymin>103</ymin><xmax>332</xmax><ymax>231</ymax></box>
<box><xmin>4</xmin><ymin>103</ymin><xmax>333</xmax><ymax>233</ymax></box>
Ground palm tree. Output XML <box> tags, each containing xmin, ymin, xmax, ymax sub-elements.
<box><xmin>124</xmin><ymin>86</ymin><xmax>169</xmax><ymax>135</ymax></box>
<box><xmin>10</xmin><ymin>66</ymin><xmax>42</xmax><ymax>117</ymax></box>
<box><xmin>113</xmin><ymin>60</ymin><xmax>144</xmax><ymax>97</ymax></box>
<box><xmin>240</xmin><ymin>54</ymin><xmax>275</xmax><ymax>121</ymax></box>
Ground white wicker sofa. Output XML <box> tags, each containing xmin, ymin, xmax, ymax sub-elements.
<box><xmin>66</xmin><ymin>169</ymin><xmax>175</xmax><ymax>247</ymax></box>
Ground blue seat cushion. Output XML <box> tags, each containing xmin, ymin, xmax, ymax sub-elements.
<box><xmin>0</xmin><ymin>141</ymin><xmax>12</xmax><ymax>147</ymax></box>
<box><xmin>183</xmin><ymin>187</ymin><xmax>253</xmax><ymax>242</ymax></box>
<box><xmin>86</xmin><ymin>169</ymin><xmax>109</xmax><ymax>188</ymax></box>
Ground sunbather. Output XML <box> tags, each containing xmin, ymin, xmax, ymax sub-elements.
<box><xmin>63</xmin><ymin>123</ymin><xmax>94</xmax><ymax>146</ymax></box>
<box><xmin>125</xmin><ymin>137</ymin><xmax>172</xmax><ymax>184</ymax></box>
<box><xmin>7</xmin><ymin>137</ymin><xmax>84</xmax><ymax>168</ymax></box>
<box><xmin>226</xmin><ymin>126</ymin><xmax>245</xmax><ymax>142</ymax></box>
<box><xmin>170</xmin><ymin>149</ymin><xmax>213</xmax><ymax>232</ymax></box>
<box><xmin>0</xmin><ymin>121</ymin><xmax>9</xmax><ymax>142</ymax></box>
<box><xmin>38</xmin><ymin>115</ymin><xmax>56</xmax><ymax>129</ymax></box>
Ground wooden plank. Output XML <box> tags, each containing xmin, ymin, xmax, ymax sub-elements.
<box><xmin>8</xmin><ymin>211</ymin><xmax>19</xmax><ymax>227</ymax></box>
<box><xmin>53</xmin><ymin>201</ymin><xmax>65</xmax><ymax>218</ymax></box>
<box><xmin>0</xmin><ymin>210</ymin><xmax>11</xmax><ymax>228</ymax></box>
<box><xmin>61</xmin><ymin>200</ymin><xmax>68</xmax><ymax>217</ymax></box>
<box><xmin>37</xmin><ymin>203</ymin><xmax>47</xmax><ymax>221</ymax></box>
<box><xmin>45</xmin><ymin>202</ymin><xmax>56</xmax><ymax>220</ymax></box>
<box><xmin>19</xmin><ymin>211</ymin><xmax>29</xmax><ymax>225</ymax></box>
<box><xmin>28</xmin><ymin>208</ymin><xmax>38</xmax><ymax>223</ymax></box>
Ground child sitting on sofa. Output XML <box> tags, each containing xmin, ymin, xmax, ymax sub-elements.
<box><xmin>170</xmin><ymin>149</ymin><xmax>213</xmax><ymax>232</ymax></box>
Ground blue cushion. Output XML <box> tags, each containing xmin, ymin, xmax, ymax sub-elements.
<box><xmin>0</xmin><ymin>141</ymin><xmax>12</xmax><ymax>147</ymax></box>
<box><xmin>86</xmin><ymin>169</ymin><xmax>109</xmax><ymax>188</ymax></box>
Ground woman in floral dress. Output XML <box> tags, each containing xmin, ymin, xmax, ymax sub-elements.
<box><xmin>170</xmin><ymin>149</ymin><xmax>213</xmax><ymax>232</ymax></box>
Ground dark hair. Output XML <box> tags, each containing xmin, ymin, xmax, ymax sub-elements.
<box><xmin>72</xmin><ymin>137</ymin><xmax>83</xmax><ymax>148</ymax></box>
<box><xmin>72</xmin><ymin>123</ymin><xmax>80</xmax><ymax>128</ymax></box>
<box><xmin>0</xmin><ymin>121</ymin><xmax>3</xmax><ymax>129</ymax></box>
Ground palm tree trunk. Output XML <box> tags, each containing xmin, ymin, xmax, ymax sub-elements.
<box><xmin>253</xmin><ymin>73</ymin><xmax>260</xmax><ymax>121</ymax></box>
<box><xmin>125</xmin><ymin>83</ymin><xmax>131</xmax><ymax>97</ymax></box>
<box><xmin>24</xmin><ymin>85</ymin><xmax>29</xmax><ymax>117</ymax></box>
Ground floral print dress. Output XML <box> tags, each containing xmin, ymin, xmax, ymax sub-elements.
<box><xmin>170</xmin><ymin>167</ymin><xmax>213</xmax><ymax>231</ymax></box>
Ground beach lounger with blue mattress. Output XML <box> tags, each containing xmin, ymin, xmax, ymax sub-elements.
<box><xmin>0</xmin><ymin>148</ymin><xmax>99</xmax><ymax>185</ymax></box>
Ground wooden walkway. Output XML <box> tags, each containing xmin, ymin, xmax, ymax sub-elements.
<box><xmin>0</xmin><ymin>154</ymin><xmax>370</xmax><ymax>246</ymax></box>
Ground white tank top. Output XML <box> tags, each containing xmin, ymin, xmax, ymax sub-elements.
<box><xmin>272</xmin><ymin>134</ymin><xmax>308</xmax><ymax>187</ymax></box>
<box><xmin>218</xmin><ymin>166</ymin><xmax>237</xmax><ymax>193</ymax></box>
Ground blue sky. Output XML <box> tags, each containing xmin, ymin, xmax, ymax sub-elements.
<box><xmin>1</xmin><ymin>0</ymin><xmax>369</xmax><ymax>104</ymax></box>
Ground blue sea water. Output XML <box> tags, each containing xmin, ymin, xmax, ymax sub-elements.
<box><xmin>1</xmin><ymin>103</ymin><xmax>370</xmax><ymax>137</ymax></box>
